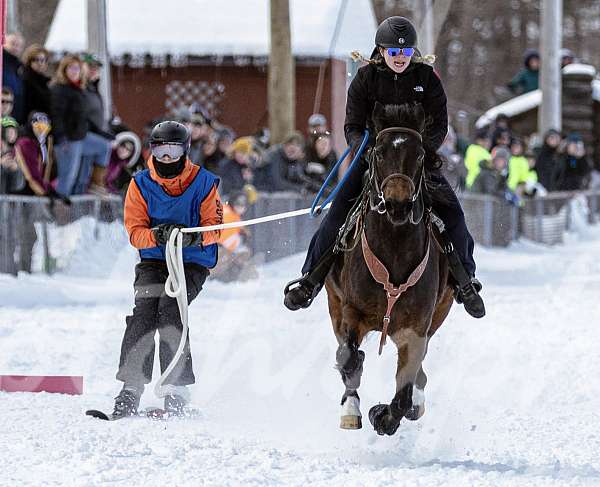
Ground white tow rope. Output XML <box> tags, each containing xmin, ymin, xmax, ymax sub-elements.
<box><xmin>155</xmin><ymin>203</ymin><xmax>329</xmax><ymax>398</ymax></box>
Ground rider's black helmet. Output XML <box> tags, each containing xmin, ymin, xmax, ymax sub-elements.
<box><xmin>375</xmin><ymin>16</ymin><xmax>418</xmax><ymax>48</ymax></box>
<box><xmin>149</xmin><ymin>120</ymin><xmax>190</xmax><ymax>151</ymax></box>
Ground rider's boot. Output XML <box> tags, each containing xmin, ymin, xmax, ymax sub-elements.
<box><xmin>446</xmin><ymin>245</ymin><xmax>486</xmax><ymax>318</ymax></box>
<box><xmin>284</xmin><ymin>248</ymin><xmax>336</xmax><ymax>311</ymax></box>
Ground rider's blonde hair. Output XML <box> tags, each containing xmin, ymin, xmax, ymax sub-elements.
<box><xmin>350</xmin><ymin>50</ymin><xmax>436</xmax><ymax>66</ymax></box>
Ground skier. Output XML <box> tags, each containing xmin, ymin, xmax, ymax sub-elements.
<box><xmin>283</xmin><ymin>16</ymin><xmax>485</xmax><ymax>318</ymax></box>
<box><xmin>112</xmin><ymin>120</ymin><xmax>223</xmax><ymax>418</ymax></box>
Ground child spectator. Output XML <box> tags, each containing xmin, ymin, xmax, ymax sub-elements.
<box><xmin>556</xmin><ymin>134</ymin><xmax>592</xmax><ymax>191</ymax></box>
<box><xmin>464</xmin><ymin>128</ymin><xmax>491</xmax><ymax>189</ymax></box>
<box><xmin>105</xmin><ymin>131</ymin><xmax>142</xmax><ymax>194</ymax></box>
<box><xmin>535</xmin><ymin>129</ymin><xmax>562</xmax><ymax>192</ymax></box>
<box><xmin>507</xmin><ymin>138</ymin><xmax>538</xmax><ymax>192</ymax></box>
<box><xmin>508</xmin><ymin>49</ymin><xmax>540</xmax><ymax>95</ymax></box>
<box><xmin>1</xmin><ymin>87</ymin><xmax>15</xmax><ymax>117</ymax></box>
<box><xmin>0</xmin><ymin>116</ymin><xmax>25</xmax><ymax>194</ymax></box>
<box><xmin>21</xmin><ymin>44</ymin><xmax>51</xmax><ymax>118</ymax></box>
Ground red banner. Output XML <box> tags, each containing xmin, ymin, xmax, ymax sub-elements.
<box><xmin>0</xmin><ymin>375</ymin><xmax>84</xmax><ymax>395</ymax></box>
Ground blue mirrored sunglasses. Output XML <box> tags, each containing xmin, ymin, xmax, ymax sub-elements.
<box><xmin>386</xmin><ymin>47</ymin><xmax>415</xmax><ymax>57</ymax></box>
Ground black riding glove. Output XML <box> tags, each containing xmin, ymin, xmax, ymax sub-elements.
<box><xmin>152</xmin><ymin>224</ymin><xmax>203</xmax><ymax>247</ymax></box>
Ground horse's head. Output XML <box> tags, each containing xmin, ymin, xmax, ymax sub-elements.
<box><xmin>369</xmin><ymin>101</ymin><xmax>426</xmax><ymax>226</ymax></box>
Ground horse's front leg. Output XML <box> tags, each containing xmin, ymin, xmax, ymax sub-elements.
<box><xmin>369</xmin><ymin>327</ymin><xmax>428</xmax><ymax>436</ymax></box>
<box><xmin>335</xmin><ymin>304</ymin><xmax>368</xmax><ymax>430</ymax></box>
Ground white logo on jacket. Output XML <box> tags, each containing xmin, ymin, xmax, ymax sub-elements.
<box><xmin>414</xmin><ymin>85</ymin><xmax>424</xmax><ymax>92</ymax></box>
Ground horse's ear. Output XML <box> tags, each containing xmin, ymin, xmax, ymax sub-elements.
<box><xmin>373</xmin><ymin>101</ymin><xmax>385</xmax><ymax>120</ymax></box>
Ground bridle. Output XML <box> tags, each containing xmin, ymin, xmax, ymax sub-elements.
<box><xmin>368</xmin><ymin>126</ymin><xmax>425</xmax><ymax>225</ymax></box>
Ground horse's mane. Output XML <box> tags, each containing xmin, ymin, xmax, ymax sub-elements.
<box><xmin>372</xmin><ymin>101</ymin><xmax>453</xmax><ymax>207</ymax></box>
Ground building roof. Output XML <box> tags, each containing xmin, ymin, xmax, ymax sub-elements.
<box><xmin>45</xmin><ymin>0</ymin><xmax>377</xmax><ymax>64</ymax></box>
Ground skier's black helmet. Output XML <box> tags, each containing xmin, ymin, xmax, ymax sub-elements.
<box><xmin>149</xmin><ymin>121</ymin><xmax>190</xmax><ymax>152</ymax></box>
<box><xmin>375</xmin><ymin>16</ymin><xmax>418</xmax><ymax>48</ymax></box>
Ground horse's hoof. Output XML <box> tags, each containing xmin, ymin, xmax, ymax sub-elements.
<box><xmin>340</xmin><ymin>415</ymin><xmax>362</xmax><ymax>429</ymax></box>
<box><xmin>405</xmin><ymin>403</ymin><xmax>425</xmax><ymax>421</ymax></box>
<box><xmin>340</xmin><ymin>395</ymin><xmax>362</xmax><ymax>429</ymax></box>
<box><xmin>368</xmin><ymin>404</ymin><xmax>400</xmax><ymax>436</ymax></box>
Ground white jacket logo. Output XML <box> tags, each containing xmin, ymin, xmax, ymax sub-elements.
<box><xmin>414</xmin><ymin>86</ymin><xmax>424</xmax><ymax>92</ymax></box>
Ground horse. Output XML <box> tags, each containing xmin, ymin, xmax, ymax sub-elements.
<box><xmin>324</xmin><ymin>101</ymin><xmax>455</xmax><ymax>436</ymax></box>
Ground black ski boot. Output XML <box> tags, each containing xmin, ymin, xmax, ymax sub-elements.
<box><xmin>112</xmin><ymin>387</ymin><xmax>141</xmax><ymax>419</ymax></box>
<box><xmin>284</xmin><ymin>248</ymin><xmax>336</xmax><ymax>311</ymax></box>
<box><xmin>454</xmin><ymin>277</ymin><xmax>486</xmax><ymax>318</ymax></box>
<box><xmin>164</xmin><ymin>394</ymin><xmax>187</xmax><ymax>417</ymax></box>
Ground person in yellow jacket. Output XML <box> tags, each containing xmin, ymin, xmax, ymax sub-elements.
<box><xmin>507</xmin><ymin>138</ymin><xmax>538</xmax><ymax>192</ymax></box>
<box><xmin>464</xmin><ymin>128</ymin><xmax>491</xmax><ymax>188</ymax></box>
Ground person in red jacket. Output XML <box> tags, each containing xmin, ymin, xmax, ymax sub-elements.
<box><xmin>113</xmin><ymin>121</ymin><xmax>223</xmax><ymax>418</ymax></box>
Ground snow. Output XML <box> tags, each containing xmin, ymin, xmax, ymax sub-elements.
<box><xmin>3</xmin><ymin>217</ymin><xmax>600</xmax><ymax>485</ymax></box>
<box><xmin>45</xmin><ymin>0</ymin><xmax>377</xmax><ymax>61</ymax></box>
<box><xmin>475</xmin><ymin>90</ymin><xmax>541</xmax><ymax>129</ymax></box>
<box><xmin>562</xmin><ymin>63</ymin><xmax>597</xmax><ymax>78</ymax></box>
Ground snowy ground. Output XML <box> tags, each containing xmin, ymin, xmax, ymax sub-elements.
<box><xmin>2</xmin><ymin>225</ymin><xmax>600</xmax><ymax>486</ymax></box>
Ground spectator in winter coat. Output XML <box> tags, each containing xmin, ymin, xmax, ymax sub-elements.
<box><xmin>0</xmin><ymin>116</ymin><xmax>25</xmax><ymax>194</ymax></box>
<box><xmin>200</xmin><ymin>130</ymin><xmax>224</xmax><ymax>174</ymax></box>
<box><xmin>1</xmin><ymin>87</ymin><xmax>15</xmax><ymax>117</ymax></box>
<box><xmin>438</xmin><ymin>125</ymin><xmax>467</xmax><ymax>192</ymax></box>
<box><xmin>2</xmin><ymin>33</ymin><xmax>25</xmax><ymax>123</ymax></box>
<box><xmin>490</xmin><ymin>113</ymin><xmax>512</xmax><ymax>151</ymax></box>
<box><xmin>14</xmin><ymin>112</ymin><xmax>55</xmax><ymax>196</ymax></box>
<box><xmin>188</xmin><ymin>113</ymin><xmax>212</xmax><ymax>166</ymax></box>
<box><xmin>307</xmin><ymin>113</ymin><xmax>328</xmax><ymax>136</ymax></box>
<box><xmin>535</xmin><ymin>129</ymin><xmax>562</xmax><ymax>192</ymax></box>
<box><xmin>303</xmin><ymin>131</ymin><xmax>338</xmax><ymax>190</ymax></box>
<box><xmin>51</xmin><ymin>54</ymin><xmax>111</xmax><ymax>197</ymax></box>
<box><xmin>21</xmin><ymin>44</ymin><xmax>51</xmax><ymax>119</ymax></box>
<box><xmin>105</xmin><ymin>131</ymin><xmax>142</xmax><ymax>194</ymax></box>
<box><xmin>471</xmin><ymin>146</ymin><xmax>512</xmax><ymax>200</ymax></box>
<box><xmin>81</xmin><ymin>53</ymin><xmax>113</xmax><ymax>194</ymax></box>
<box><xmin>464</xmin><ymin>128</ymin><xmax>491</xmax><ymax>188</ymax></box>
<box><xmin>508</xmin><ymin>49</ymin><xmax>540</xmax><ymax>95</ymax></box>
<box><xmin>218</xmin><ymin>136</ymin><xmax>256</xmax><ymax>196</ymax></box>
<box><xmin>555</xmin><ymin>134</ymin><xmax>591</xmax><ymax>191</ymax></box>
<box><xmin>254</xmin><ymin>131</ymin><xmax>306</xmax><ymax>193</ymax></box>
<box><xmin>507</xmin><ymin>138</ymin><xmax>537</xmax><ymax>192</ymax></box>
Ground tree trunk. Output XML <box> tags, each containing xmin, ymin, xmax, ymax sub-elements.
<box><xmin>269</xmin><ymin>0</ymin><xmax>295</xmax><ymax>145</ymax></box>
<box><xmin>16</xmin><ymin>0</ymin><xmax>59</xmax><ymax>45</ymax></box>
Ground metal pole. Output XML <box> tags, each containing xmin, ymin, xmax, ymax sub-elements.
<box><xmin>87</xmin><ymin>0</ymin><xmax>113</xmax><ymax>122</ymax></box>
<box><xmin>538</xmin><ymin>0</ymin><xmax>562</xmax><ymax>134</ymax></box>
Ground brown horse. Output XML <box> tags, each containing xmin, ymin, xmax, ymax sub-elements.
<box><xmin>325</xmin><ymin>101</ymin><xmax>454</xmax><ymax>436</ymax></box>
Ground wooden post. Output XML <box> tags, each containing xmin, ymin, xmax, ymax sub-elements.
<box><xmin>269</xmin><ymin>0</ymin><xmax>295</xmax><ymax>144</ymax></box>
<box><xmin>538</xmin><ymin>0</ymin><xmax>562</xmax><ymax>134</ymax></box>
<box><xmin>87</xmin><ymin>0</ymin><xmax>112</xmax><ymax>122</ymax></box>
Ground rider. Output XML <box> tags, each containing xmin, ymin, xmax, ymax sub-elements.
<box><xmin>284</xmin><ymin>16</ymin><xmax>485</xmax><ymax>318</ymax></box>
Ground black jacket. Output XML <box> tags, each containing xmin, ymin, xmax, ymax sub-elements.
<box><xmin>21</xmin><ymin>66</ymin><xmax>51</xmax><ymax>119</ymax></box>
<box><xmin>344</xmin><ymin>59</ymin><xmax>448</xmax><ymax>151</ymax></box>
<box><xmin>254</xmin><ymin>145</ymin><xmax>304</xmax><ymax>193</ymax></box>
<box><xmin>85</xmin><ymin>80</ymin><xmax>113</xmax><ymax>139</ymax></box>
<box><xmin>535</xmin><ymin>143</ymin><xmax>559</xmax><ymax>191</ymax></box>
<box><xmin>2</xmin><ymin>50</ymin><xmax>25</xmax><ymax>123</ymax></box>
<box><xmin>50</xmin><ymin>83</ymin><xmax>89</xmax><ymax>142</ymax></box>
<box><xmin>218</xmin><ymin>158</ymin><xmax>249</xmax><ymax>196</ymax></box>
<box><xmin>556</xmin><ymin>154</ymin><xmax>591</xmax><ymax>191</ymax></box>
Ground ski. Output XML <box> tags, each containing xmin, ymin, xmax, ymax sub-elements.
<box><xmin>86</xmin><ymin>407</ymin><xmax>201</xmax><ymax>421</ymax></box>
<box><xmin>85</xmin><ymin>409</ymin><xmax>124</xmax><ymax>421</ymax></box>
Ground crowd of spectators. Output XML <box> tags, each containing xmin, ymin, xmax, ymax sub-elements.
<box><xmin>439</xmin><ymin>112</ymin><xmax>594</xmax><ymax>206</ymax></box>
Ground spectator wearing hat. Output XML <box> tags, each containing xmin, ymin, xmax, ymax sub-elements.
<box><xmin>464</xmin><ymin>128</ymin><xmax>491</xmax><ymax>189</ymax></box>
<box><xmin>303</xmin><ymin>131</ymin><xmax>337</xmax><ymax>189</ymax></box>
<box><xmin>0</xmin><ymin>116</ymin><xmax>25</xmax><ymax>194</ymax></box>
<box><xmin>2</xmin><ymin>32</ymin><xmax>25</xmax><ymax>123</ymax></box>
<box><xmin>51</xmin><ymin>54</ymin><xmax>111</xmax><ymax>197</ymax></box>
<box><xmin>471</xmin><ymin>146</ymin><xmax>512</xmax><ymax>200</ymax></box>
<box><xmin>254</xmin><ymin>131</ymin><xmax>307</xmax><ymax>193</ymax></box>
<box><xmin>535</xmin><ymin>129</ymin><xmax>562</xmax><ymax>192</ymax></box>
<box><xmin>218</xmin><ymin>136</ymin><xmax>256</xmax><ymax>196</ymax></box>
<box><xmin>21</xmin><ymin>44</ymin><xmax>51</xmax><ymax>119</ymax></box>
<box><xmin>555</xmin><ymin>134</ymin><xmax>591</xmax><ymax>191</ymax></box>
<box><xmin>560</xmin><ymin>49</ymin><xmax>576</xmax><ymax>69</ymax></box>
<box><xmin>188</xmin><ymin>113</ymin><xmax>212</xmax><ymax>166</ymax></box>
<box><xmin>81</xmin><ymin>52</ymin><xmax>113</xmax><ymax>194</ymax></box>
<box><xmin>507</xmin><ymin>138</ymin><xmax>538</xmax><ymax>193</ymax></box>
<box><xmin>307</xmin><ymin>113</ymin><xmax>328</xmax><ymax>135</ymax></box>
<box><xmin>508</xmin><ymin>49</ymin><xmax>540</xmax><ymax>95</ymax></box>
<box><xmin>105</xmin><ymin>131</ymin><xmax>142</xmax><ymax>194</ymax></box>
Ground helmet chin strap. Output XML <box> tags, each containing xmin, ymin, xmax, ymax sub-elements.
<box><xmin>153</xmin><ymin>155</ymin><xmax>186</xmax><ymax>178</ymax></box>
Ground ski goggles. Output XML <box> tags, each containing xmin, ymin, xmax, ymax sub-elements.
<box><xmin>151</xmin><ymin>143</ymin><xmax>185</xmax><ymax>161</ymax></box>
<box><xmin>386</xmin><ymin>47</ymin><xmax>415</xmax><ymax>57</ymax></box>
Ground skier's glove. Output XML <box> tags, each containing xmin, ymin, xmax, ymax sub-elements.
<box><xmin>152</xmin><ymin>223</ymin><xmax>202</xmax><ymax>247</ymax></box>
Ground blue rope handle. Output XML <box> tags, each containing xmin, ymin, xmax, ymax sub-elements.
<box><xmin>310</xmin><ymin>130</ymin><xmax>370</xmax><ymax>217</ymax></box>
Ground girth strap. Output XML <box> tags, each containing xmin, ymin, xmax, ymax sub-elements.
<box><xmin>361</xmin><ymin>230</ymin><xmax>430</xmax><ymax>355</ymax></box>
